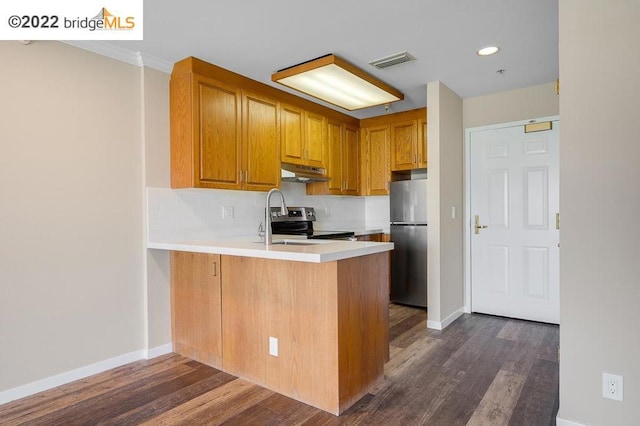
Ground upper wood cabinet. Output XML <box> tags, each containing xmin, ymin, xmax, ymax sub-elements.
<box><xmin>281</xmin><ymin>105</ymin><xmax>327</xmax><ymax>168</ymax></box>
<box><xmin>307</xmin><ymin>121</ymin><xmax>358</xmax><ymax>196</ymax></box>
<box><xmin>343</xmin><ymin>125</ymin><xmax>360</xmax><ymax>194</ymax></box>
<box><xmin>242</xmin><ymin>91</ymin><xmax>281</xmax><ymax>191</ymax></box>
<box><xmin>390</xmin><ymin>119</ymin><xmax>418</xmax><ymax>171</ymax></box>
<box><xmin>280</xmin><ymin>104</ymin><xmax>305</xmax><ymax>165</ymax></box>
<box><xmin>417</xmin><ymin>117</ymin><xmax>427</xmax><ymax>168</ymax></box>
<box><xmin>171</xmin><ymin>65</ymin><xmax>280</xmax><ymax>191</ymax></box>
<box><xmin>390</xmin><ymin>113</ymin><xmax>427</xmax><ymax>171</ymax></box>
<box><xmin>361</xmin><ymin>125</ymin><xmax>390</xmax><ymax>195</ymax></box>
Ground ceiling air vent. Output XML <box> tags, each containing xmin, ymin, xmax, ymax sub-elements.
<box><xmin>369</xmin><ymin>51</ymin><xmax>416</xmax><ymax>70</ymax></box>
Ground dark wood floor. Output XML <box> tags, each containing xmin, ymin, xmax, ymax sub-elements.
<box><xmin>0</xmin><ymin>305</ymin><xmax>559</xmax><ymax>425</ymax></box>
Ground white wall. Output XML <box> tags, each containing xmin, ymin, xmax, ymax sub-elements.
<box><xmin>0</xmin><ymin>42</ymin><xmax>144</xmax><ymax>394</ymax></box>
<box><xmin>147</xmin><ymin>183</ymin><xmax>373</xmax><ymax>243</ymax></box>
<box><xmin>426</xmin><ymin>81</ymin><xmax>464</xmax><ymax>328</ymax></box>
<box><xmin>463</xmin><ymin>82</ymin><xmax>559</xmax><ymax>129</ymax></box>
<box><xmin>141</xmin><ymin>67</ymin><xmax>172</xmax><ymax>351</ymax></box>
<box><xmin>558</xmin><ymin>1</ymin><xmax>640</xmax><ymax>424</ymax></box>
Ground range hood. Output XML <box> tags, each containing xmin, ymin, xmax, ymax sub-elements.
<box><xmin>281</xmin><ymin>162</ymin><xmax>330</xmax><ymax>183</ymax></box>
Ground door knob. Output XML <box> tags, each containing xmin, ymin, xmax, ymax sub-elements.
<box><xmin>474</xmin><ymin>215</ymin><xmax>488</xmax><ymax>235</ymax></box>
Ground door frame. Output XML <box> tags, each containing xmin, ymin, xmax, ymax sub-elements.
<box><xmin>463</xmin><ymin>115</ymin><xmax>560</xmax><ymax>313</ymax></box>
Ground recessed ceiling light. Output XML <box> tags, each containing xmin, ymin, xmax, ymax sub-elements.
<box><xmin>477</xmin><ymin>46</ymin><xmax>500</xmax><ymax>56</ymax></box>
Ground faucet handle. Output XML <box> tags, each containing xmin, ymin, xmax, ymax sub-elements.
<box><xmin>257</xmin><ymin>222</ymin><xmax>265</xmax><ymax>241</ymax></box>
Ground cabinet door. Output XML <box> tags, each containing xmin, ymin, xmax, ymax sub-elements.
<box><xmin>390</xmin><ymin>119</ymin><xmax>418</xmax><ymax>171</ymax></box>
<box><xmin>305</xmin><ymin>111</ymin><xmax>327</xmax><ymax>168</ymax></box>
<box><xmin>366</xmin><ymin>125</ymin><xmax>390</xmax><ymax>195</ymax></box>
<box><xmin>326</xmin><ymin>120</ymin><xmax>344</xmax><ymax>193</ymax></box>
<box><xmin>243</xmin><ymin>92</ymin><xmax>281</xmax><ymax>191</ymax></box>
<box><xmin>343</xmin><ymin>125</ymin><xmax>360</xmax><ymax>195</ymax></box>
<box><xmin>417</xmin><ymin>117</ymin><xmax>427</xmax><ymax>168</ymax></box>
<box><xmin>171</xmin><ymin>251</ymin><xmax>222</xmax><ymax>369</ymax></box>
<box><xmin>280</xmin><ymin>104</ymin><xmax>305</xmax><ymax>165</ymax></box>
<box><xmin>195</xmin><ymin>75</ymin><xmax>242</xmax><ymax>189</ymax></box>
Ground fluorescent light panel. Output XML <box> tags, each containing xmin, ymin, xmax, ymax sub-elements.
<box><xmin>272</xmin><ymin>55</ymin><xmax>403</xmax><ymax>111</ymax></box>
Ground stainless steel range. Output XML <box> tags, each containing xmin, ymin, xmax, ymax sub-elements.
<box><xmin>269</xmin><ymin>206</ymin><xmax>355</xmax><ymax>240</ymax></box>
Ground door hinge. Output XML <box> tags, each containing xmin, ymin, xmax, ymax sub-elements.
<box><xmin>556</xmin><ymin>212</ymin><xmax>560</xmax><ymax>230</ymax></box>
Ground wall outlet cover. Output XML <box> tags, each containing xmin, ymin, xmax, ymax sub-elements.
<box><xmin>602</xmin><ymin>372</ymin><xmax>623</xmax><ymax>401</ymax></box>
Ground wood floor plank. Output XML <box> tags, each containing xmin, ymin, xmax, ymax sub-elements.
<box><xmin>25</xmin><ymin>363</ymin><xmax>211</xmax><ymax>425</ymax></box>
<box><xmin>507</xmin><ymin>359</ymin><xmax>559</xmax><ymax>426</ymax></box>
<box><xmin>466</xmin><ymin>370</ymin><xmax>526</xmax><ymax>426</ymax></box>
<box><xmin>0</xmin><ymin>354</ymin><xmax>191</xmax><ymax>422</ymax></box>
<box><xmin>139</xmin><ymin>378</ymin><xmax>272</xmax><ymax>426</ymax></box>
<box><xmin>0</xmin><ymin>305</ymin><xmax>560</xmax><ymax>426</ymax></box>
<box><xmin>102</xmin><ymin>369</ymin><xmax>237</xmax><ymax>425</ymax></box>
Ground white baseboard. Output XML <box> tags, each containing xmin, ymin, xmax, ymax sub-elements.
<box><xmin>0</xmin><ymin>343</ymin><xmax>174</xmax><ymax>405</ymax></box>
<box><xmin>427</xmin><ymin>308</ymin><xmax>464</xmax><ymax>330</ymax></box>
<box><xmin>145</xmin><ymin>343</ymin><xmax>173</xmax><ymax>359</ymax></box>
<box><xmin>557</xmin><ymin>417</ymin><xmax>586</xmax><ymax>426</ymax></box>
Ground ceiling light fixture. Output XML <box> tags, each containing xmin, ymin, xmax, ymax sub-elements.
<box><xmin>271</xmin><ymin>54</ymin><xmax>404</xmax><ymax>111</ymax></box>
<box><xmin>477</xmin><ymin>46</ymin><xmax>501</xmax><ymax>56</ymax></box>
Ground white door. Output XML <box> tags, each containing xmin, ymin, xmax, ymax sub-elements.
<box><xmin>470</xmin><ymin>121</ymin><xmax>559</xmax><ymax>324</ymax></box>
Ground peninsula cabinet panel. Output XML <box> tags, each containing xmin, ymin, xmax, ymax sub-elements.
<box><xmin>390</xmin><ymin>119</ymin><xmax>418</xmax><ymax>171</ymax></box>
<box><xmin>220</xmin><ymin>253</ymin><xmax>389</xmax><ymax>415</ymax></box>
<box><xmin>170</xmin><ymin>251</ymin><xmax>222</xmax><ymax>369</ymax></box>
<box><xmin>242</xmin><ymin>92</ymin><xmax>281</xmax><ymax>191</ymax></box>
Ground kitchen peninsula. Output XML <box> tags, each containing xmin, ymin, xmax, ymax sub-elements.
<box><xmin>148</xmin><ymin>237</ymin><xmax>393</xmax><ymax>415</ymax></box>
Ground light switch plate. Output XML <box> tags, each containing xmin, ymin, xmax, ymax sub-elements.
<box><xmin>222</xmin><ymin>206</ymin><xmax>234</xmax><ymax>219</ymax></box>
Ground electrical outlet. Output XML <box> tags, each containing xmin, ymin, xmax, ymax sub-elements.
<box><xmin>269</xmin><ymin>336</ymin><xmax>278</xmax><ymax>357</ymax></box>
<box><xmin>602</xmin><ymin>372</ymin><xmax>623</xmax><ymax>401</ymax></box>
<box><xmin>222</xmin><ymin>206</ymin><xmax>234</xmax><ymax>219</ymax></box>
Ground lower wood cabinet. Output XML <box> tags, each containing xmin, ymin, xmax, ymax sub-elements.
<box><xmin>170</xmin><ymin>251</ymin><xmax>222</xmax><ymax>369</ymax></box>
<box><xmin>170</xmin><ymin>250</ymin><xmax>389</xmax><ymax>415</ymax></box>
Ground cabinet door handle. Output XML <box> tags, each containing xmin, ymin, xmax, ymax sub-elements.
<box><xmin>239</xmin><ymin>170</ymin><xmax>243</xmax><ymax>183</ymax></box>
<box><xmin>212</xmin><ymin>261</ymin><xmax>217</xmax><ymax>277</ymax></box>
<box><xmin>245</xmin><ymin>170</ymin><xmax>249</xmax><ymax>183</ymax></box>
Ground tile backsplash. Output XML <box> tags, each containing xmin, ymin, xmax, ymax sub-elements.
<box><xmin>147</xmin><ymin>183</ymin><xmax>390</xmax><ymax>242</ymax></box>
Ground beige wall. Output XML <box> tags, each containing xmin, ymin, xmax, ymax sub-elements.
<box><xmin>558</xmin><ymin>1</ymin><xmax>640</xmax><ymax>424</ymax></box>
<box><xmin>0</xmin><ymin>41</ymin><xmax>144</xmax><ymax>391</ymax></box>
<box><xmin>141</xmin><ymin>67</ymin><xmax>172</xmax><ymax>349</ymax></box>
<box><xmin>463</xmin><ymin>82</ymin><xmax>559</xmax><ymax>129</ymax></box>
<box><xmin>427</xmin><ymin>81</ymin><xmax>464</xmax><ymax>326</ymax></box>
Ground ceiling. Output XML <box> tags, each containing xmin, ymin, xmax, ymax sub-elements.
<box><xmin>108</xmin><ymin>0</ymin><xmax>558</xmax><ymax>119</ymax></box>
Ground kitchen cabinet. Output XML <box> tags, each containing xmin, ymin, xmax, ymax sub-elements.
<box><xmin>170</xmin><ymin>60</ymin><xmax>280</xmax><ymax>191</ymax></box>
<box><xmin>309</xmin><ymin>120</ymin><xmax>359</xmax><ymax>195</ymax></box>
<box><xmin>242</xmin><ymin>91</ymin><xmax>281</xmax><ymax>191</ymax></box>
<box><xmin>170</xmin><ymin>251</ymin><xmax>222</xmax><ymax>369</ymax></box>
<box><xmin>356</xmin><ymin>233</ymin><xmax>389</xmax><ymax>242</ymax></box>
<box><xmin>361</xmin><ymin>124</ymin><xmax>390</xmax><ymax>195</ymax></box>
<box><xmin>221</xmin><ymin>252</ymin><xmax>389</xmax><ymax>415</ymax></box>
<box><xmin>390</xmin><ymin>116</ymin><xmax>427</xmax><ymax>171</ymax></box>
<box><xmin>280</xmin><ymin>105</ymin><xmax>327</xmax><ymax>168</ymax></box>
<box><xmin>390</xmin><ymin>119</ymin><xmax>418</xmax><ymax>171</ymax></box>
<box><xmin>417</xmin><ymin>117</ymin><xmax>427</xmax><ymax>168</ymax></box>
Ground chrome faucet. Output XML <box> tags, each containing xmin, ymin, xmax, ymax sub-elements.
<box><xmin>265</xmin><ymin>188</ymin><xmax>288</xmax><ymax>246</ymax></box>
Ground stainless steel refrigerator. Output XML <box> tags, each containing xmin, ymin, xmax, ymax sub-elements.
<box><xmin>390</xmin><ymin>179</ymin><xmax>427</xmax><ymax>308</ymax></box>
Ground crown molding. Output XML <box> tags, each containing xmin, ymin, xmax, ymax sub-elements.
<box><xmin>61</xmin><ymin>41</ymin><xmax>172</xmax><ymax>74</ymax></box>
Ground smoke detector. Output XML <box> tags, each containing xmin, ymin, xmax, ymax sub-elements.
<box><xmin>369</xmin><ymin>51</ymin><xmax>416</xmax><ymax>70</ymax></box>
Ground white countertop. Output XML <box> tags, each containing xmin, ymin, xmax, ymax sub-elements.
<box><xmin>147</xmin><ymin>235</ymin><xmax>393</xmax><ymax>263</ymax></box>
